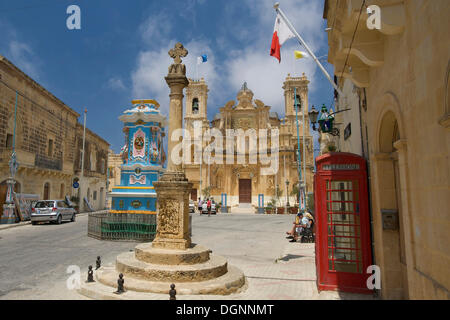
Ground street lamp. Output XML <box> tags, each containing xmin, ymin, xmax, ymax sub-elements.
<box><xmin>285</xmin><ymin>180</ymin><xmax>290</xmax><ymax>208</ymax></box>
<box><xmin>309</xmin><ymin>104</ymin><xmax>343</xmax><ymax>137</ymax></box>
<box><xmin>308</xmin><ymin>105</ymin><xmax>319</xmax><ymax>131</ymax></box>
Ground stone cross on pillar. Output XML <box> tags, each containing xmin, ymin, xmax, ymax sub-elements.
<box><xmin>152</xmin><ymin>43</ymin><xmax>192</xmax><ymax>250</ymax></box>
<box><xmin>165</xmin><ymin>42</ymin><xmax>189</xmax><ymax>173</ymax></box>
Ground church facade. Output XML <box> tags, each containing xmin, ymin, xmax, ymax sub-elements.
<box><xmin>182</xmin><ymin>74</ymin><xmax>314</xmax><ymax>211</ymax></box>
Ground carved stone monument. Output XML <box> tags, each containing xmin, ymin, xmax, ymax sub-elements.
<box><xmin>152</xmin><ymin>42</ymin><xmax>192</xmax><ymax>250</ymax></box>
<box><xmin>78</xmin><ymin>43</ymin><xmax>246</xmax><ymax>298</ymax></box>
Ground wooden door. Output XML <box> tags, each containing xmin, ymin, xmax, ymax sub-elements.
<box><xmin>0</xmin><ymin>182</ymin><xmax>7</xmax><ymax>215</ymax></box>
<box><xmin>239</xmin><ymin>179</ymin><xmax>251</xmax><ymax>203</ymax></box>
<box><xmin>190</xmin><ymin>189</ymin><xmax>197</xmax><ymax>201</ymax></box>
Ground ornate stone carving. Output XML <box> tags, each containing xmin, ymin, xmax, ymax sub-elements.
<box><xmin>158</xmin><ymin>199</ymin><xmax>180</xmax><ymax>235</ymax></box>
<box><xmin>168</xmin><ymin>43</ymin><xmax>188</xmax><ymax>75</ymax></box>
<box><xmin>232</xmin><ymin>117</ymin><xmax>255</xmax><ymax>130</ymax></box>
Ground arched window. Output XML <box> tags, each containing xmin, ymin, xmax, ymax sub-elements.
<box><xmin>294</xmin><ymin>94</ymin><xmax>302</xmax><ymax>111</ymax></box>
<box><xmin>192</xmin><ymin>98</ymin><xmax>199</xmax><ymax>114</ymax></box>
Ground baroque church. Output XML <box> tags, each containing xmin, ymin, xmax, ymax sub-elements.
<box><xmin>183</xmin><ymin>74</ymin><xmax>314</xmax><ymax>212</ymax></box>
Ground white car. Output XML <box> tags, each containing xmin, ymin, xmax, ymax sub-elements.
<box><xmin>189</xmin><ymin>200</ymin><xmax>195</xmax><ymax>213</ymax></box>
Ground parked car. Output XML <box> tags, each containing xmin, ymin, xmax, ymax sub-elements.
<box><xmin>189</xmin><ymin>200</ymin><xmax>195</xmax><ymax>213</ymax></box>
<box><xmin>31</xmin><ymin>200</ymin><xmax>76</xmax><ymax>225</ymax></box>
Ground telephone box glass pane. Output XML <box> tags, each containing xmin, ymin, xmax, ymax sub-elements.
<box><xmin>326</xmin><ymin>180</ymin><xmax>362</xmax><ymax>273</ymax></box>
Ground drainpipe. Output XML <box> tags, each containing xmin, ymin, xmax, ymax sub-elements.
<box><xmin>360</xmin><ymin>88</ymin><xmax>378</xmax><ymax>297</ymax></box>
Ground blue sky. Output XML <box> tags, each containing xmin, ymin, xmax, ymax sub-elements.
<box><xmin>0</xmin><ymin>0</ymin><xmax>334</xmax><ymax>154</ymax></box>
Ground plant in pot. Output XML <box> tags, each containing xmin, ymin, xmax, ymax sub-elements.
<box><xmin>274</xmin><ymin>187</ymin><xmax>284</xmax><ymax>214</ymax></box>
<box><xmin>265</xmin><ymin>198</ymin><xmax>276</xmax><ymax>214</ymax></box>
<box><xmin>290</xmin><ymin>183</ymin><xmax>300</xmax><ymax>214</ymax></box>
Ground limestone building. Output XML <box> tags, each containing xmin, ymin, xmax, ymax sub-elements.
<box><xmin>106</xmin><ymin>149</ymin><xmax>122</xmax><ymax>208</ymax></box>
<box><xmin>73</xmin><ymin>123</ymin><xmax>109</xmax><ymax>211</ymax></box>
<box><xmin>182</xmin><ymin>75</ymin><xmax>314</xmax><ymax>211</ymax></box>
<box><xmin>0</xmin><ymin>54</ymin><xmax>109</xmax><ymax>214</ymax></box>
<box><xmin>323</xmin><ymin>0</ymin><xmax>450</xmax><ymax>299</ymax></box>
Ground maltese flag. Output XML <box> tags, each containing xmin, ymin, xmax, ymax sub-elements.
<box><xmin>270</xmin><ymin>13</ymin><xmax>295</xmax><ymax>63</ymax></box>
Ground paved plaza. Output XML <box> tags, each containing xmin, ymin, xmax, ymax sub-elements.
<box><xmin>0</xmin><ymin>212</ymin><xmax>374</xmax><ymax>300</ymax></box>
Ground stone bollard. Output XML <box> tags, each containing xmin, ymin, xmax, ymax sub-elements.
<box><xmin>114</xmin><ymin>273</ymin><xmax>125</xmax><ymax>294</ymax></box>
<box><xmin>87</xmin><ymin>265</ymin><xmax>95</xmax><ymax>283</ymax></box>
<box><xmin>96</xmin><ymin>256</ymin><xmax>101</xmax><ymax>270</ymax></box>
<box><xmin>169</xmin><ymin>284</ymin><xmax>176</xmax><ymax>300</ymax></box>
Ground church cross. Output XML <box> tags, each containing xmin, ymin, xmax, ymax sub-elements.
<box><xmin>168</xmin><ymin>43</ymin><xmax>188</xmax><ymax>64</ymax></box>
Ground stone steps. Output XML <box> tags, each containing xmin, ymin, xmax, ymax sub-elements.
<box><xmin>115</xmin><ymin>251</ymin><xmax>228</xmax><ymax>282</ymax></box>
<box><xmin>231</xmin><ymin>205</ymin><xmax>256</xmax><ymax>214</ymax></box>
<box><xmin>90</xmin><ymin>264</ymin><xmax>247</xmax><ymax>296</ymax></box>
<box><xmin>135</xmin><ymin>243</ymin><xmax>211</xmax><ymax>265</ymax></box>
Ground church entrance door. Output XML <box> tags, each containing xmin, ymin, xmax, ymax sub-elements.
<box><xmin>239</xmin><ymin>179</ymin><xmax>251</xmax><ymax>203</ymax></box>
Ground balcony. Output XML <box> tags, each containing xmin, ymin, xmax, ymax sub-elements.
<box><xmin>35</xmin><ymin>154</ymin><xmax>62</xmax><ymax>171</ymax></box>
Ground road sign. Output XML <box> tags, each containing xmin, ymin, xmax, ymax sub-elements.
<box><xmin>73</xmin><ymin>182</ymin><xmax>79</xmax><ymax>189</ymax></box>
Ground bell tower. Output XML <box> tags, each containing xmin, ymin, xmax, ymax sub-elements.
<box><xmin>185</xmin><ymin>78</ymin><xmax>209</xmax><ymax>132</ymax></box>
<box><xmin>283</xmin><ymin>73</ymin><xmax>309</xmax><ymax>124</ymax></box>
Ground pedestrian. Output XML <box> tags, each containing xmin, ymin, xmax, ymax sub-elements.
<box><xmin>198</xmin><ymin>197</ymin><xmax>202</xmax><ymax>215</ymax></box>
<box><xmin>207</xmin><ymin>198</ymin><xmax>212</xmax><ymax>217</ymax></box>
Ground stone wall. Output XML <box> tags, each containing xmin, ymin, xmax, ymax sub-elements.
<box><xmin>0</xmin><ymin>54</ymin><xmax>109</xmax><ymax>212</ymax></box>
<box><xmin>324</xmin><ymin>0</ymin><xmax>450</xmax><ymax>299</ymax></box>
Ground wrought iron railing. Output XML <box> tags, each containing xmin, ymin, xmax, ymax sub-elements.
<box><xmin>87</xmin><ymin>211</ymin><xmax>157</xmax><ymax>242</ymax></box>
<box><xmin>35</xmin><ymin>154</ymin><xmax>62</xmax><ymax>171</ymax></box>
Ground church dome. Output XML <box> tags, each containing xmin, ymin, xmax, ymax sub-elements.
<box><xmin>236</xmin><ymin>82</ymin><xmax>254</xmax><ymax>107</ymax></box>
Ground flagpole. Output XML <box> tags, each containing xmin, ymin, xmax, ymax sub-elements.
<box><xmin>274</xmin><ymin>2</ymin><xmax>344</xmax><ymax>97</ymax></box>
<box><xmin>295</xmin><ymin>88</ymin><xmax>303</xmax><ymax>211</ymax></box>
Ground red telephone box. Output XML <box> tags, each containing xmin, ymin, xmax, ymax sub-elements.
<box><xmin>314</xmin><ymin>152</ymin><xmax>372</xmax><ymax>294</ymax></box>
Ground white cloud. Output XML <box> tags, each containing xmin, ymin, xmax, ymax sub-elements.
<box><xmin>107</xmin><ymin>77</ymin><xmax>126</xmax><ymax>91</ymax></box>
<box><xmin>131</xmin><ymin>39</ymin><xmax>220</xmax><ymax>117</ymax></box>
<box><xmin>7</xmin><ymin>41</ymin><xmax>40</xmax><ymax>80</ymax></box>
<box><xmin>131</xmin><ymin>0</ymin><xmax>327</xmax><ymax>118</ymax></box>
<box><xmin>225</xmin><ymin>44</ymin><xmax>317</xmax><ymax>115</ymax></box>
<box><xmin>222</xmin><ymin>0</ymin><xmax>326</xmax><ymax>114</ymax></box>
<box><xmin>139</xmin><ymin>12</ymin><xmax>172</xmax><ymax>46</ymax></box>
<box><xmin>0</xmin><ymin>19</ymin><xmax>41</xmax><ymax>81</ymax></box>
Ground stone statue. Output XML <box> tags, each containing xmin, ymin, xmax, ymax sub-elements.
<box><xmin>9</xmin><ymin>151</ymin><xmax>19</xmax><ymax>178</ymax></box>
<box><xmin>169</xmin><ymin>284</ymin><xmax>176</xmax><ymax>300</ymax></box>
<box><xmin>96</xmin><ymin>256</ymin><xmax>101</xmax><ymax>270</ymax></box>
<box><xmin>168</xmin><ymin>43</ymin><xmax>188</xmax><ymax>75</ymax></box>
<box><xmin>319</xmin><ymin>131</ymin><xmax>337</xmax><ymax>154</ymax></box>
<box><xmin>87</xmin><ymin>265</ymin><xmax>95</xmax><ymax>283</ymax></box>
<box><xmin>114</xmin><ymin>273</ymin><xmax>125</xmax><ymax>294</ymax></box>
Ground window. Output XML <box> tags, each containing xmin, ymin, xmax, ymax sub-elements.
<box><xmin>100</xmin><ymin>159</ymin><xmax>105</xmax><ymax>174</ymax></box>
<box><xmin>192</xmin><ymin>98</ymin><xmax>199</xmax><ymax>114</ymax></box>
<box><xmin>5</xmin><ymin>134</ymin><xmax>13</xmax><ymax>148</ymax></box>
<box><xmin>294</xmin><ymin>94</ymin><xmax>302</xmax><ymax>111</ymax></box>
<box><xmin>48</xmin><ymin>139</ymin><xmax>54</xmax><ymax>157</ymax></box>
<box><xmin>93</xmin><ymin>191</ymin><xmax>97</xmax><ymax>201</ymax></box>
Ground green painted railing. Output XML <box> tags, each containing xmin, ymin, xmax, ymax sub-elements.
<box><xmin>87</xmin><ymin>211</ymin><xmax>156</xmax><ymax>242</ymax></box>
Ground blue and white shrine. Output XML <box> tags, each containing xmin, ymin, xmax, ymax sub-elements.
<box><xmin>109</xmin><ymin>99</ymin><xmax>166</xmax><ymax>214</ymax></box>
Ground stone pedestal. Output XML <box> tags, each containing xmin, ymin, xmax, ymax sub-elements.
<box><xmin>78</xmin><ymin>43</ymin><xmax>246</xmax><ymax>299</ymax></box>
<box><xmin>152</xmin><ymin>172</ymin><xmax>192</xmax><ymax>250</ymax></box>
